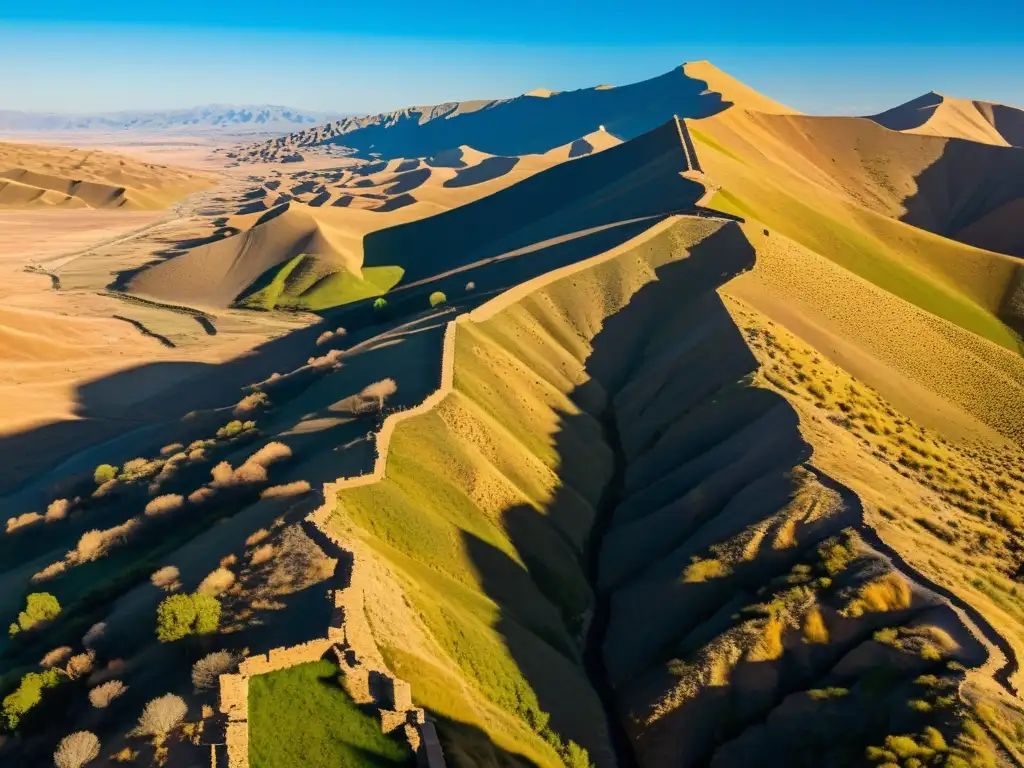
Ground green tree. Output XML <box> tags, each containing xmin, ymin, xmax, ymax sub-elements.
<box><xmin>192</xmin><ymin>593</ymin><xmax>221</xmax><ymax>635</ymax></box>
<box><xmin>156</xmin><ymin>593</ymin><xmax>221</xmax><ymax>642</ymax></box>
<box><xmin>9</xmin><ymin>592</ymin><xmax>61</xmax><ymax>636</ymax></box>
<box><xmin>156</xmin><ymin>594</ymin><xmax>197</xmax><ymax>642</ymax></box>
<box><xmin>429</xmin><ymin>291</ymin><xmax>447</xmax><ymax>308</ymax></box>
<box><xmin>372</xmin><ymin>297</ymin><xmax>388</xmax><ymax>312</ymax></box>
<box><xmin>2</xmin><ymin>668</ymin><xmax>64</xmax><ymax>730</ymax></box>
<box><xmin>93</xmin><ymin>464</ymin><xmax>117</xmax><ymax>485</ymax></box>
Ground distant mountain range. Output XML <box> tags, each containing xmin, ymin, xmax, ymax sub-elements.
<box><xmin>0</xmin><ymin>105</ymin><xmax>350</xmax><ymax>134</ymax></box>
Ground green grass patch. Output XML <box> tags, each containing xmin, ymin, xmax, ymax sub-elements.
<box><xmin>248</xmin><ymin>659</ymin><xmax>413</xmax><ymax>768</ymax></box>
<box><xmin>239</xmin><ymin>254</ymin><xmax>404</xmax><ymax>311</ymax></box>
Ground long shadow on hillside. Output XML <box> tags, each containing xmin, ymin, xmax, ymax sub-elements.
<box><xmin>363</xmin><ymin>120</ymin><xmax>705</xmax><ymax>285</ymax></box>
<box><xmin>459</xmin><ymin>226</ymin><xmax>757</xmax><ymax>767</ymax></box>
<box><xmin>900</xmin><ymin>138</ymin><xmax>1024</xmax><ymax>259</ymax></box>
<box><xmin>318</xmin><ymin>67</ymin><xmax>730</xmax><ymax>159</ymax></box>
<box><xmin>458</xmin><ymin>223</ymin><xmax>996</xmax><ymax>767</ymax></box>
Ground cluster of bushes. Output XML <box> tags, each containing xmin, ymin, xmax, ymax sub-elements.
<box><xmin>8</xmin><ymin>592</ymin><xmax>60</xmax><ymax>637</ymax></box>
<box><xmin>2</xmin><ymin>667</ymin><xmax>64</xmax><ymax>730</ymax></box>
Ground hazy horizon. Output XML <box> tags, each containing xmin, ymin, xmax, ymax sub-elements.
<box><xmin>1</xmin><ymin>1</ymin><xmax>1023</xmax><ymax>118</ymax></box>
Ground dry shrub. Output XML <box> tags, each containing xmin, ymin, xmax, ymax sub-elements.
<box><xmin>40</xmin><ymin>646</ymin><xmax>73</xmax><ymax>669</ymax></box>
<box><xmin>92</xmin><ymin>479</ymin><xmax>118</xmax><ymax>498</ymax></box>
<box><xmin>160</xmin><ymin>443</ymin><xmax>184</xmax><ymax>456</ymax></box>
<box><xmin>234</xmin><ymin>391</ymin><xmax>270</xmax><ymax>416</ymax></box>
<box><xmin>32</xmin><ymin>560</ymin><xmax>68</xmax><ymax>583</ymax></box>
<box><xmin>308</xmin><ymin>348</ymin><xmax>343</xmax><ymax>371</ymax></box>
<box><xmin>233</xmin><ymin>463</ymin><xmax>268</xmax><ymax>485</ymax></box>
<box><xmin>748</xmin><ymin>616</ymin><xmax>785</xmax><ymax>662</ymax></box>
<box><xmin>135</xmin><ymin>694</ymin><xmax>187</xmax><ymax>740</ymax></box>
<box><xmin>53</xmin><ymin>731</ymin><xmax>99</xmax><ymax>768</ymax></box>
<box><xmin>267</xmin><ymin>526</ymin><xmax>332</xmax><ymax>591</ymax></box>
<box><xmin>316</xmin><ymin>329</ymin><xmax>335</xmax><ymax>346</ymax></box>
<box><xmin>210</xmin><ymin>461</ymin><xmax>235</xmax><ymax>487</ymax></box>
<box><xmin>191</xmin><ymin>650</ymin><xmax>241</xmax><ymax>691</ymax></box>
<box><xmin>121</xmin><ymin>458</ymin><xmax>148</xmax><ymax>474</ymax></box>
<box><xmin>846</xmin><ymin>572</ymin><xmax>912</xmax><ymax>616</ymax></box>
<box><xmin>187</xmin><ymin>448</ymin><xmax>206</xmax><ymax>462</ymax></box>
<box><xmin>45</xmin><ymin>498</ymin><xmax>71</xmax><ymax>522</ymax></box>
<box><xmin>802</xmin><ymin>608</ymin><xmax>829</xmax><ymax>644</ymax></box>
<box><xmin>683</xmin><ymin>557</ymin><xmax>727</xmax><ymax>583</ymax></box>
<box><xmin>144</xmin><ymin>494</ymin><xmax>184</xmax><ymax>517</ymax></box>
<box><xmin>188</xmin><ymin>486</ymin><xmax>216</xmax><ymax>505</ymax></box>
<box><xmin>74</xmin><ymin>518</ymin><xmax>139</xmax><ymax>562</ymax></box>
<box><xmin>220</xmin><ymin>554</ymin><xmax>238</xmax><ymax>568</ymax></box>
<box><xmin>151</xmin><ymin>566</ymin><xmax>181</xmax><ymax>591</ymax></box>
<box><xmin>245</xmin><ymin>442</ymin><xmax>292</xmax><ymax>469</ymax></box>
<box><xmin>65</xmin><ymin>651</ymin><xmax>96</xmax><ymax>680</ymax></box>
<box><xmin>82</xmin><ymin>622</ymin><xmax>105</xmax><ymax>650</ymax></box>
<box><xmin>88</xmin><ymin>679</ymin><xmax>127</xmax><ymax>708</ymax></box>
<box><xmin>197</xmin><ymin>567</ymin><xmax>235</xmax><ymax>596</ymax></box>
<box><xmin>112</xmin><ymin>748</ymin><xmax>137</xmax><ymax>763</ymax></box>
<box><xmin>6</xmin><ymin>511</ymin><xmax>43</xmax><ymax>533</ymax></box>
<box><xmin>358</xmin><ymin>378</ymin><xmax>397</xmax><ymax>413</ymax></box>
<box><xmin>260</xmin><ymin>481</ymin><xmax>311</xmax><ymax>499</ymax></box>
<box><xmin>249</xmin><ymin>544</ymin><xmax>275</xmax><ymax>565</ymax></box>
<box><xmin>246</xmin><ymin>528</ymin><xmax>270</xmax><ymax>546</ymax></box>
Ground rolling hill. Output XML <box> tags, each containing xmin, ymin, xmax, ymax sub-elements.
<box><xmin>4</xmin><ymin>59</ymin><xmax>1024</xmax><ymax>768</ymax></box>
<box><xmin>869</xmin><ymin>92</ymin><xmax>1024</xmax><ymax>147</ymax></box>
<box><xmin>125</xmin><ymin>121</ymin><xmax>701</xmax><ymax>309</ymax></box>
<box><xmin>0</xmin><ymin>141</ymin><xmax>215</xmax><ymax>209</ymax></box>
<box><xmin>236</xmin><ymin>61</ymin><xmax>795</xmax><ymax>163</ymax></box>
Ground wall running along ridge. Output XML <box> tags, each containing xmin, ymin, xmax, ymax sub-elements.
<box><xmin>214</xmin><ymin>318</ymin><xmax>458</xmax><ymax>768</ymax></box>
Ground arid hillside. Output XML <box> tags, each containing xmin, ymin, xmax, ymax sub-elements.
<box><xmin>234</xmin><ymin>61</ymin><xmax>794</xmax><ymax>163</ymax></box>
<box><xmin>0</xmin><ymin>142</ymin><xmax>215</xmax><ymax>209</ymax></box>
<box><xmin>869</xmin><ymin>92</ymin><xmax>1024</xmax><ymax>147</ymax></box>
<box><xmin>1</xmin><ymin>61</ymin><xmax>1024</xmax><ymax>768</ymax></box>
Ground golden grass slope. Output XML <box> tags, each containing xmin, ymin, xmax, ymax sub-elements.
<box><xmin>0</xmin><ymin>141</ymin><xmax>215</xmax><ymax>209</ymax></box>
<box><xmin>870</xmin><ymin>91</ymin><xmax>1024</xmax><ymax>147</ymax></box>
<box><xmin>328</xmin><ymin>212</ymin><xmax>1024</xmax><ymax>766</ymax></box>
<box><xmin>688</xmin><ymin>108</ymin><xmax>1024</xmax><ymax>350</ymax></box>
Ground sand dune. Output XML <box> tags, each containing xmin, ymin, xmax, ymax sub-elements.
<box><xmin>869</xmin><ymin>91</ymin><xmax>1024</xmax><ymax>147</ymax></box>
<box><xmin>0</xmin><ymin>140</ymin><xmax>216</xmax><ymax>209</ymax></box>
<box><xmin>127</xmin><ymin>128</ymin><xmax>631</xmax><ymax>310</ymax></box>
<box><xmin>237</xmin><ymin>62</ymin><xmax>793</xmax><ymax>162</ymax></box>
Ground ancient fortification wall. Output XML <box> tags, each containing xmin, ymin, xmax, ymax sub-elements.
<box><xmin>214</xmin><ymin>318</ymin><xmax>458</xmax><ymax>768</ymax></box>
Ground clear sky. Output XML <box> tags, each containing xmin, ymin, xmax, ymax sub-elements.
<box><xmin>1</xmin><ymin>1</ymin><xmax>1022</xmax><ymax>116</ymax></box>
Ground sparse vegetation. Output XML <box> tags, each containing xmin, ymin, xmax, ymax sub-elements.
<box><xmin>135</xmin><ymin>694</ymin><xmax>187</xmax><ymax>743</ymax></box>
<box><xmin>53</xmin><ymin>730</ymin><xmax>100</xmax><ymax>768</ymax></box>
<box><xmin>88</xmin><ymin>680</ymin><xmax>127</xmax><ymax>708</ymax></box>
<box><xmin>191</xmin><ymin>650</ymin><xmax>241</xmax><ymax>691</ymax></box>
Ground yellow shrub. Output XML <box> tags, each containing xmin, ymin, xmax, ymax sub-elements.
<box><xmin>802</xmin><ymin>607</ymin><xmax>829</xmax><ymax>644</ymax></box>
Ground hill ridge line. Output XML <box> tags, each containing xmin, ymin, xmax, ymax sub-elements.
<box><xmin>214</xmin><ymin>213</ymin><xmax>692</xmax><ymax>768</ymax></box>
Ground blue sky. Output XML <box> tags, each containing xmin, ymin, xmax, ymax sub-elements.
<box><xmin>1</xmin><ymin>1</ymin><xmax>1022</xmax><ymax>115</ymax></box>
